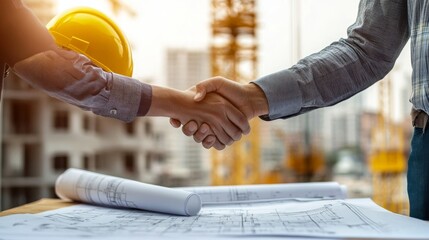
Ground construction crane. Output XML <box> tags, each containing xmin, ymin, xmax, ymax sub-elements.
<box><xmin>369</xmin><ymin>75</ymin><xmax>407</xmax><ymax>214</ymax></box>
<box><xmin>274</xmin><ymin>129</ymin><xmax>325</xmax><ymax>183</ymax></box>
<box><xmin>210</xmin><ymin>0</ymin><xmax>260</xmax><ymax>185</ymax></box>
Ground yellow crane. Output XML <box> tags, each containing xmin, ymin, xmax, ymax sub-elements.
<box><xmin>274</xmin><ymin>129</ymin><xmax>325</xmax><ymax>183</ymax></box>
<box><xmin>369</xmin><ymin>75</ymin><xmax>407</xmax><ymax>214</ymax></box>
<box><xmin>107</xmin><ymin>0</ymin><xmax>260</xmax><ymax>185</ymax></box>
<box><xmin>210</xmin><ymin>0</ymin><xmax>260</xmax><ymax>185</ymax></box>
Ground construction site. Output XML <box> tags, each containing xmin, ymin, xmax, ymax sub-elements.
<box><xmin>0</xmin><ymin>0</ymin><xmax>413</xmax><ymax>219</ymax></box>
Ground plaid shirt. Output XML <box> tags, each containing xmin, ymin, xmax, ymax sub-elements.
<box><xmin>409</xmin><ymin>0</ymin><xmax>429</xmax><ymax>113</ymax></box>
<box><xmin>255</xmin><ymin>0</ymin><xmax>427</xmax><ymax>120</ymax></box>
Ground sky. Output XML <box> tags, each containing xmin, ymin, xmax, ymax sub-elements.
<box><xmin>56</xmin><ymin>0</ymin><xmax>362</xmax><ymax>81</ymax></box>
<box><xmin>55</xmin><ymin>0</ymin><xmax>413</xmax><ymax>120</ymax></box>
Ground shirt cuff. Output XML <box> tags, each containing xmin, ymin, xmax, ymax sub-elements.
<box><xmin>137</xmin><ymin>82</ymin><xmax>152</xmax><ymax>116</ymax></box>
<box><xmin>253</xmin><ymin>69</ymin><xmax>303</xmax><ymax>120</ymax></box>
<box><xmin>92</xmin><ymin>73</ymin><xmax>147</xmax><ymax>122</ymax></box>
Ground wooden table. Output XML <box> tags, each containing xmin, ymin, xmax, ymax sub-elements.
<box><xmin>0</xmin><ymin>198</ymin><xmax>76</xmax><ymax>216</ymax></box>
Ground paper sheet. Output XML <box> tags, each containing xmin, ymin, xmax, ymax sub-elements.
<box><xmin>179</xmin><ymin>182</ymin><xmax>347</xmax><ymax>204</ymax></box>
<box><xmin>55</xmin><ymin>168</ymin><xmax>201</xmax><ymax>216</ymax></box>
<box><xmin>1</xmin><ymin>198</ymin><xmax>429</xmax><ymax>239</ymax></box>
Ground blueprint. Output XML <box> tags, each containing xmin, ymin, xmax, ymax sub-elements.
<box><xmin>1</xmin><ymin>198</ymin><xmax>429</xmax><ymax>239</ymax></box>
<box><xmin>179</xmin><ymin>182</ymin><xmax>347</xmax><ymax>204</ymax></box>
<box><xmin>55</xmin><ymin>168</ymin><xmax>201</xmax><ymax>216</ymax></box>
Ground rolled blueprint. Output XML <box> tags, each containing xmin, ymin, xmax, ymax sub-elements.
<box><xmin>55</xmin><ymin>168</ymin><xmax>201</xmax><ymax>216</ymax></box>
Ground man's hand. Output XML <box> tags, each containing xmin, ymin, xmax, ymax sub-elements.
<box><xmin>170</xmin><ymin>76</ymin><xmax>269</xmax><ymax>149</ymax></box>
<box><xmin>147</xmin><ymin>85</ymin><xmax>251</xmax><ymax>150</ymax></box>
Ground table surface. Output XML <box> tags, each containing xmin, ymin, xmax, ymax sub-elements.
<box><xmin>0</xmin><ymin>198</ymin><xmax>76</xmax><ymax>216</ymax></box>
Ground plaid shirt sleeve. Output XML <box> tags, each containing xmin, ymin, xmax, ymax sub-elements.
<box><xmin>13</xmin><ymin>49</ymin><xmax>152</xmax><ymax>123</ymax></box>
<box><xmin>254</xmin><ymin>0</ymin><xmax>409</xmax><ymax>120</ymax></box>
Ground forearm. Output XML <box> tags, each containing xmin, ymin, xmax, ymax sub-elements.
<box><xmin>0</xmin><ymin>0</ymin><xmax>55</xmax><ymax>66</ymax></box>
<box><xmin>13</xmin><ymin>50</ymin><xmax>148</xmax><ymax>123</ymax></box>
<box><xmin>255</xmin><ymin>0</ymin><xmax>409</xmax><ymax>120</ymax></box>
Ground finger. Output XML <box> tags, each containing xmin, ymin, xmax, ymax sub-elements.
<box><xmin>212</xmin><ymin>139</ymin><xmax>226</xmax><ymax>150</ymax></box>
<box><xmin>210</xmin><ymin>122</ymin><xmax>234</xmax><ymax>146</ymax></box>
<box><xmin>169</xmin><ymin>118</ymin><xmax>182</xmax><ymax>128</ymax></box>
<box><xmin>226</xmin><ymin>104</ymin><xmax>251</xmax><ymax>135</ymax></box>
<box><xmin>194</xmin><ymin>77</ymin><xmax>224</xmax><ymax>102</ymax></box>
<box><xmin>193</xmin><ymin>123</ymin><xmax>212</xmax><ymax>143</ymax></box>
<box><xmin>213</xmin><ymin>142</ymin><xmax>226</xmax><ymax>150</ymax></box>
<box><xmin>201</xmin><ymin>135</ymin><xmax>216</xmax><ymax>149</ymax></box>
<box><xmin>216</xmin><ymin>108</ymin><xmax>245</xmax><ymax>142</ymax></box>
<box><xmin>202</xmin><ymin>136</ymin><xmax>225</xmax><ymax>150</ymax></box>
<box><xmin>193</xmin><ymin>86</ymin><xmax>207</xmax><ymax>102</ymax></box>
<box><xmin>182</xmin><ymin>121</ymin><xmax>198</xmax><ymax>136</ymax></box>
<box><xmin>205</xmin><ymin>102</ymin><xmax>241</xmax><ymax>145</ymax></box>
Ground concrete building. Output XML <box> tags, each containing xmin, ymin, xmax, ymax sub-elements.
<box><xmin>1</xmin><ymin>72</ymin><xmax>167</xmax><ymax>210</ymax></box>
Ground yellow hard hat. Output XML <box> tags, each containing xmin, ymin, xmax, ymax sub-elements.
<box><xmin>47</xmin><ymin>7</ymin><xmax>133</xmax><ymax>77</ymax></box>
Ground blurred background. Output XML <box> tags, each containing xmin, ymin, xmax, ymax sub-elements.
<box><xmin>0</xmin><ymin>0</ymin><xmax>412</xmax><ymax>215</ymax></box>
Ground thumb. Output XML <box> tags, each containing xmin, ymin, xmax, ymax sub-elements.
<box><xmin>194</xmin><ymin>84</ymin><xmax>207</xmax><ymax>102</ymax></box>
<box><xmin>194</xmin><ymin>77</ymin><xmax>223</xmax><ymax>102</ymax></box>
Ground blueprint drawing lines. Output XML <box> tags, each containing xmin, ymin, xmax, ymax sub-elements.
<box><xmin>1</xmin><ymin>199</ymin><xmax>429</xmax><ymax>239</ymax></box>
<box><xmin>31</xmin><ymin>200</ymin><xmax>389</xmax><ymax>237</ymax></box>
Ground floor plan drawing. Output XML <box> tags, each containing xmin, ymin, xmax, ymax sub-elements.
<box><xmin>1</xmin><ymin>198</ymin><xmax>428</xmax><ymax>239</ymax></box>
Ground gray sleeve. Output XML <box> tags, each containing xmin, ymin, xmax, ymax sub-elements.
<box><xmin>91</xmin><ymin>73</ymin><xmax>149</xmax><ymax>123</ymax></box>
<box><xmin>12</xmin><ymin>49</ymin><xmax>151</xmax><ymax>123</ymax></box>
<box><xmin>254</xmin><ymin>0</ymin><xmax>409</xmax><ymax>120</ymax></box>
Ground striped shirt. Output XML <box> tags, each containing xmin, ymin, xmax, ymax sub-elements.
<box><xmin>255</xmin><ymin>0</ymin><xmax>427</xmax><ymax>121</ymax></box>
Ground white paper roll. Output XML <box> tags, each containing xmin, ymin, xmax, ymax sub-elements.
<box><xmin>55</xmin><ymin>168</ymin><xmax>201</xmax><ymax>216</ymax></box>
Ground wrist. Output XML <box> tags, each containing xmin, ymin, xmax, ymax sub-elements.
<box><xmin>146</xmin><ymin>85</ymin><xmax>179</xmax><ymax>117</ymax></box>
<box><xmin>137</xmin><ymin>82</ymin><xmax>153</xmax><ymax>116</ymax></box>
<box><xmin>247</xmin><ymin>83</ymin><xmax>269</xmax><ymax>118</ymax></box>
<box><xmin>147</xmin><ymin>86</ymin><xmax>196</xmax><ymax>120</ymax></box>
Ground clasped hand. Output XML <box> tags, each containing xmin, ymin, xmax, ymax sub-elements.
<box><xmin>169</xmin><ymin>77</ymin><xmax>269</xmax><ymax>150</ymax></box>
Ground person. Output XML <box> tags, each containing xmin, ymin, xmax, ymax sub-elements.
<box><xmin>172</xmin><ymin>0</ymin><xmax>429</xmax><ymax>220</ymax></box>
<box><xmin>0</xmin><ymin>0</ymin><xmax>250</xmax><ymax>150</ymax></box>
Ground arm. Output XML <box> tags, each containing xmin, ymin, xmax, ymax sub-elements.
<box><xmin>13</xmin><ymin>50</ymin><xmax>249</xmax><ymax>148</ymax></box>
<box><xmin>255</xmin><ymin>0</ymin><xmax>409</xmax><ymax>120</ymax></box>
<box><xmin>12</xmin><ymin>49</ymin><xmax>144</xmax><ymax>123</ymax></box>
<box><xmin>175</xmin><ymin>0</ymin><xmax>409</xmax><ymax>147</ymax></box>
<box><xmin>0</xmin><ymin>0</ymin><xmax>55</xmax><ymax>66</ymax></box>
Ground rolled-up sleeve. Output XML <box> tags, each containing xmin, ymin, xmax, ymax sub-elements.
<box><xmin>13</xmin><ymin>49</ymin><xmax>152</xmax><ymax>123</ymax></box>
<box><xmin>92</xmin><ymin>72</ymin><xmax>152</xmax><ymax>122</ymax></box>
<box><xmin>254</xmin><ymin>0</ymin><xmax>409</xmax><ymax>121</ymax></box>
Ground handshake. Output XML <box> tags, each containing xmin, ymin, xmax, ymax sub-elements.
<box><xmin>152</xmin><ymin>76</ymin><xmax>269</xmax><ymax>150</ymax></box>
<box><xmin>11</xmin><ymin>49</ymin><xmax>267</xmax><ymax>150</ymax></box>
